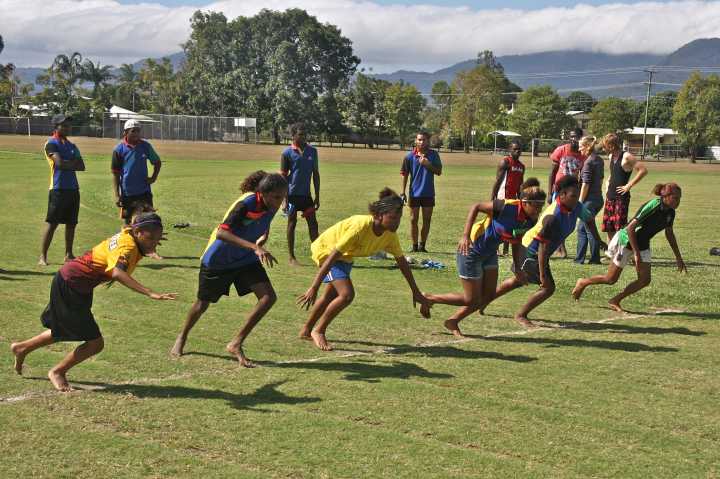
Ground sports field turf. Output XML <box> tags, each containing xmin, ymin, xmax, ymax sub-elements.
<box><xmin>1</xmin><ymin>136</ymin><xmax>719</xmax><ymax>477</ymax></box>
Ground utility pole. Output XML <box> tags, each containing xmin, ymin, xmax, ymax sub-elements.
<box><xmin>641</xmin><ymin>69</ymin><xmax>654</xmax><ymax>159</ymax></box>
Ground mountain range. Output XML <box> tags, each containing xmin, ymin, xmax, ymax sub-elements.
<box><xmin>10</xmin><ymin>38</ymin><xmax>720</xmax><ymax>100</ymax></box>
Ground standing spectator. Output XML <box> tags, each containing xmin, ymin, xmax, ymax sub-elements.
<box><xmin>575</xmin><ymin>136</ymin><xmax>604</xmax><ymax>264</ymax></box>
<box><xmin>112</xmin><ymin>119</ymin><xmax>162</xmax><ymax>225</ymax></box>
<box><xmin>39</xmin><ymin>114</ymin><xmax>85</xmax><ymax>266</ymax></box>
<box><xmin>490</xmin><ymin>139</ymin><xmax>525</xmax><ymax>256</ymax></box>
<box><xmin>547</xmin><ymin>127</ymin><xmax>586</xmax><ymax>258</ymax></box>
<box><xmin>401</xmin><ymin>131</ymin><xmax>442</xmax><ymax>252</ymax></box>
<box><xmin>601</xmin><ymin>133</ymin><xmax>648</xmax><ymax>242</ymax></box>
<box><xmin>281</xmin><ymin>123</ymin><xmax>320</xmax><ymax>266</ymax></box>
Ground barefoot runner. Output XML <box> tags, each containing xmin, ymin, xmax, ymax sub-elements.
<box><xmin>487</xmin><ymin>176</ymin><xmax>606</xmax><ymax>328</ymax></box>
<box><xmin>425</xmin><ymin>179</ymin><xmax>546</xmax><ymax>337</ymax></box>
<box><xmin>13</xmin><ymin>212</ymin><xmax>175</xmax><ymax>391</ymax></box>
<box><xmin>297</xmin><ymin>188</ymin><xmax>431</xmax><ymax>351</ymax></box>
<box><xmin>573</xmin><ymin>183</ymin><xmax>685</xmax><ymax>312</ymax></box>
<box><xmin>171</xmin><ymin>172</ymin><xmax>287</xmax><ymax>368</ymax></box>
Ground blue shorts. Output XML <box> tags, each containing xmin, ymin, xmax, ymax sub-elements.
<box><xmin>323</xmin><ymin>261</ymin><xmax>353</xmax><ymax>283</ymax></box>
<box><xmin>456</xmin><ymin>251</ymin><xmax>498</xmax><ymax>280</ymax></box>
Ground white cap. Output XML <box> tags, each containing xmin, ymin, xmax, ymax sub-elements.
<box><xmin>124</xmin><ymin>119</ymin><xmax>142</xmax><ymax>131</ymax></box>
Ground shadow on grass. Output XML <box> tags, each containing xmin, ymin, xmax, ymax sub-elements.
<box><xmin>140</xmin><ymin>263</ymin><xmax>199</xmax><ymax>271</ymax></box>
<box><xmin>157</xmin><ymin>256</ymin><xmax>198</xmax><ymax>261</ymax></box>
<box><xmin>0</xmin><ymin>275</ymin><xmax>27</xmax><ymax>281</ymax></box>
<box><xmin>539</xmin><ymin>321</ymin><xmax>706</xmax><ymax>336</ymax></box>
<box><xmin>72</xmin><ymin>379</ymin><xmax>319</xmax><ymax>412</ymax></box>
<box><xmin>482</xmin><ymin>335</ymin><xmax>678</xmax><ymax>353</ymax></box>
<box><xmin>653</xmin><ymin>310</ymin><xmax>720</xmax><ymax>320</ymax></box>
<box><xmin>651</xmin><ymin>258</ymin><xmax>720</xmax><ymax>268</ymax></box>
<box><xmin>266</xmin><ymin>358</ymin><xmax>455</xmax><ymax>383</ymax></box>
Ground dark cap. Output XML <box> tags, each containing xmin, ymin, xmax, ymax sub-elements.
<box><xmin>51</xmin><ymin>114</ymin><xmax>71</xmax><ymax>126</ymax></box>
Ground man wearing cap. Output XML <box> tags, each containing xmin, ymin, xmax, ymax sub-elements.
<box><xmin>39</xmin><ymin>114</ymin><xmax>85</xmax><ymax>266</ymax></box>
<box><xmin>111</xmin><ymin>119</ymin><xmax>162</xmax><ymax>225</ymax></box>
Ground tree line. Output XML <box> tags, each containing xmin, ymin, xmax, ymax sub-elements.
<box><xmin>0</xmin><ymin>10</ymin><xmax>719</xmax><ymax>157</ymax></box>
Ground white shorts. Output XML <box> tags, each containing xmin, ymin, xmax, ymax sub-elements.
<box><xmin>606</xmin><ymin>234</ymin><xmax>651</xmax><ymax>268</ymax></box>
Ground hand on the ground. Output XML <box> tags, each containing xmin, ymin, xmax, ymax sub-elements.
<box><xmin>297</xmin><ymin>286</ymin><xmax>319</xmax><ymax>309</ymax></box>
<box><xmin>676</xmin><ymin>257</ymin><xmax>687</xmax><ymax>273</ymax></box>
<box><xmin>255</xmin><ymin>247</ymin><xmax>277</xmax><ymax>268</ymax></box>
<box><xmin>457</xmin><ymin>236</ymin><xmax>471</xmax><ymax>255</ymax></box>
<box><xmin>150</xmin><ymin>292</ymin><xmax>177</xmax><ymax>300</ymax></box>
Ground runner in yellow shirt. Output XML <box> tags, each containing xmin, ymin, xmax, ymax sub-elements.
<box><xmin>297</xmin><ymin>188</ymin><xmax>431</xmax><ymax>351</ymax></box>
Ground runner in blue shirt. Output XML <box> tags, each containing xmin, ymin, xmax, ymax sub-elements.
<box><xmin>401</xmin><ymin>131</ymin><xmax>442</xmax><ymax>252</ymax></box>
<box><xmin>281</xmin><ymin>123</ymin><xmax>320</xmax><ymax>266</ymax></box>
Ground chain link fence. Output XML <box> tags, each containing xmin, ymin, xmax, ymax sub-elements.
<box><xmin>102</xmin><ymin>113</ymin><xmax>257</xmax><ymax>143</ymax></box>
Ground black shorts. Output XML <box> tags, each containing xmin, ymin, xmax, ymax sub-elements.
<box><xmin>121</xmin><ymin>192</ymin><xmax>154</xmax><ymax>224</ymax></box>
<box><xmin>41</xmin><ymin>273</ymin><xmax>100</xmax><ymax>341</ymax></box>
<box><xmin>45</xmin><ymin>189</ymin><xmax>80</xmax><ymax>225</ymax></box>
<box><xmin>197</xmin><ymin>262</ymin><xmax>270</xmax><ymax>303</ymax></box>
<box><xmin>511</xmin><ymin>256</ymin><xmax>554</xmax><ymax>286</ymax></box>
<box><xmin>287</xmin><ymin>195</ymin><xmax>315</xmax><ymax>215</ymax></box>
<box><xmin>408</xmin><ymin>196</ymin><xmax>435</xmax><ymax>208</ymax></box>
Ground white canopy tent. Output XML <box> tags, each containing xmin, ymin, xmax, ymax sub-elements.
<box><xmin>488</xmin><ymin>130</ymin><xmax>522</xmax><ymax>156</ymax></box>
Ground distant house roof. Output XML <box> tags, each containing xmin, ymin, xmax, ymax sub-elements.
<box><xmin>108</xmin><ymin>105</ymin><xmax>155</xmax><ymax>122</ymax></box>
<box><xmin>625</xmin><ymin>127</ymin><xmax>676</xmax><ymax>136</ymax></box>
<box><xmin>488</xmin><ymin>130</ymin><xmax>522</xmax><ymax>137</ymax></box>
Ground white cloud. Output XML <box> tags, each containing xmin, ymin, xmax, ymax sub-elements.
<box><xmin>1</xmin><ymin>0</ymin><xmax>720</xmax><ymax>71</ymax></box>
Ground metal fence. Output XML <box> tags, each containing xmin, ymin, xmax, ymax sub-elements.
<box><xmin>102</xmin><ymin>113</ymin><xmax>257</xmax><ymax>143</ymax></box>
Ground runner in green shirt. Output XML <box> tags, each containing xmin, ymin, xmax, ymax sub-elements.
<box><xmin>572</xmin><ymin>182</ymin><xmax>686</xmax><ymax>312</ymax></box>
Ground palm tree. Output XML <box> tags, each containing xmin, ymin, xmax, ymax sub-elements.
<box><xmin>80</xmin><ymin>59</ymin><xmax>114</xmax><ymax>98</ymax></box>
<box><xmin>118</xmin><ymin>63</ymin><xmax>139</xmax><ymax>110</ymax></box>
<box><xmin>52</xmin><ymin>52</ymin><xmax>84</xmax><ymax>84</ymax></box>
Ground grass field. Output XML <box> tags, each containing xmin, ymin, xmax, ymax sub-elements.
<box><xmin>1</xmin><ymin>136</ymin><xmax>719</xmax><ymax>478</ymax></box>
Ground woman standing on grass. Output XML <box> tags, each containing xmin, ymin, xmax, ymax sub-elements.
<box><xmin>572</xmin><ymin>183</ymin><xmax>686</xmax><ymax>312</ymax></box>
<box><xmin>575</xmin><ymin>136</ymin><xmax>605</xmax><ymax>264</ymax></box>
<box><xmin>12</xmin><ymin>212</ymin><xmax>176</xmax><ymax>392</ymax></box>
<box><xmin>171</xmin><ymin>171</ymin><xmax>287</xmax><ymax>368</ymax></box>
<box><xmin>297</xmin><ymin>188</ymin><xmax>431</xmax><ymax>351</ymax></box>
<box><xmin>424</xmin><ymin>179</ymin><xmax>546</xmax><ymax>337</ymax></box>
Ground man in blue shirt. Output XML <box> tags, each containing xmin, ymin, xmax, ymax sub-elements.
<box><xmin>401</xmin><ymin>131</ymin><xmax>442</xmax><ymax>252</ymax></box>
<box><xmin>39</xmin><ymin>114</ymin><xmax>85</xmax><ymax>266</ymax></box>
<box><xmin>111</xmin><ymin>119</ymin><xmax>162</xmax><ymax>225</ymax></box>
<box><xmin>280</xmin><ymin>123</ymin><xmax>320</xmax><ymax>266</ymax></box>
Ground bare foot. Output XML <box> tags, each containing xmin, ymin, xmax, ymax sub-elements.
<box><xmin>170</xmin><ymin>336</ymin><xmax>185</xmax><ymax>358</ymax></box>
<box><xmin>310</xmin><ymin>330</ymin><xmax>333</xmax><ymax>351</ymax></box>
<box><xmin>148</xmin><ymin>252</ymin><xmax>163</xmax><ymax>260</ymax></box>
<box><xmin>64</xmin><ymin>254</ymin><xmax>75</xmax><ymax>262</ymax></box>
<box><xmin>443</xmin><ymin>319</ymin><xmax>466</xmax><ymax>338</ymax></box>
<box><xmin>48</xmin><ymin>370</ymin><xmax>73</xmax><ymax>392</ymax></box>
<box><xmin>514</xmin><ymin>315</ymin><xmax>536</xmax><ymax>329</ymax></box>
<box><xmin>38</xmin><ymin>256</ymin><xmax>48</xmax><ymax>266</ymax></box>
<box><xmin>608</xmin><ymin>301</ymin><xmax>626</xmax><ymax>313</ymax></box>
<box><xmin>289</xmin><ymin>258</ymin><xmax>301</xmax><ymax>267</ymax></box>
<box><xmin>298</xmin><ymin>328</ymin><xmax>313</xmax><ymax>341</ymax></box>
<box><xmin>571</xmin><ymin>279</ymin><xmax>587</xmax><ymax>301</ymax></box>
<box><xmin>11</xmin><ymin>343</ymin><xmax>25</xmax><ymax>375</ymax></box>
<box><xmin>226</xmin><ymin>343</ymin><xmax>256</xmax><ymax>368</ymax></box>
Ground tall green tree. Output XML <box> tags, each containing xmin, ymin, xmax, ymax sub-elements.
<box><xmin>509</xmin><ymin>85</ymin><xmax>573</xmax><ymax>140</ymax></box>
<box><xmin>588</xmin><ymin>97</ymin><xmax>635</xmax><ymax>137</ymax></box>
<box><xmin>340</xmin><ymin>72</ymin><xmax>390</xmax><ymax>147</ymax></box>
<box><xmin>673</xmin><ymin>72</ymin><xmax>720</xmax><ymax>161</ymax></box>
<box><xmin>35</xmin><ymin>52</ymin><xmax>84</xmax><ymax>114</ymax></box>
<box><xmin>384</xmin><ymin>81</ymin><xmax>426</xmax><ymax>148</ymax></box>
<box><xmin>477</xmin><ymin>50</ymin><xmax>521</xmax><ymax>107</ymax></box>
<box><xmin>114</xmin><ymin>63</ymin><xmax>140</xmax><ymax>110</ymax></box>
<box><xmin>137</xmin><ymin>57</ymin><xmax>178</xmax><ymax>114</ymax></box>
<box><xmin>179</xmin><ymin>8</ymin><xmax>359</xmax><ymax>142</ymax></box>
<box><xmin>645</xmin><ymin>90</ymin><xmax>677</xmax><ymax>128</ymax></box>
<box><xmin>451</xmin><ymin>65</ymin><xmax>505</xmax><ymax>153</ymax></box>
<box><xmin>566</xmin><ymin>91</ymin><xmax>595</xmax><ymax>112</ymax></box>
